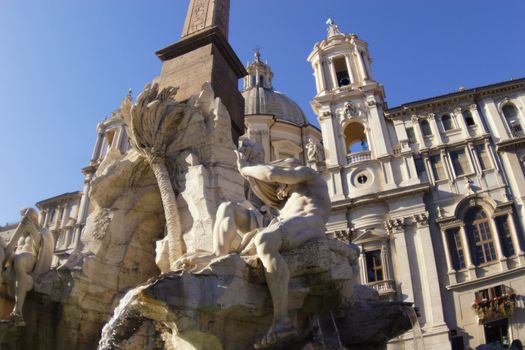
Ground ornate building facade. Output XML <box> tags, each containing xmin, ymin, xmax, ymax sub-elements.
<box><xmin>308</xmin><ymin>19</ymin><xmax>525</xmax><ymax>350</ymax></box>
<box><xmin>1</xmin><ymin>14</ymin><xmax>523</xmax><ymax>350</ymax></box>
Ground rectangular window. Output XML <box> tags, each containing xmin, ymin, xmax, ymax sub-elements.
<box><xmin>414</xmin><ymin>157</ymin><xmax>426</xmax><ymax>179</ymax></box>
<box><xmin>448</xmin><ymin>228</ymin><xmax>466</xmax><ymax>270</ymax></box>
<box><xmin>430</xmin><ymin>154</ymin><xmax>446</xmax><ymax>180</ymax></box>
<box><xmin>406</xmin><ymin>127</ymin><xmax>417</xmax><ymax>143</ymax></box>
<box><xmin>365</xmin><ymin>250</ymin><xmax>384</xmax><ymax>282</ymax></box>
<box><xmin>333</xmin><ymin>56</ymin><xmax>350</xmax><ymax>87</ymax></box>
<box><xmin>475</xmin><ymin>144</ymin><xmax>491</xmax><ymax>170</ymax></box>
<box><xmin>472</xmin><ymin>221</ymin><xmax>497</xmax><ymax>264</ymax></box>
<box><xmin>450</xmin><ymin>148</ymin><xmax>471</xmax><ymax>176</ymax></box>
<box><xmin>496</xmin><ymin>216</ymin><xmax>515</xmax><ymax>257</ymax></box>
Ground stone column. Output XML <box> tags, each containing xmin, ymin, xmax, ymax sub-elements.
<box><xmin>416</xmin><ymin>220</ymin><xmax>447</xmax><ymax>326</ymax></box>
<box><xmin>90</xmin><ymin>127</ymin><xmax>105</xmax><ymax>163</ymax></box>
<box><xmin>454</xmin><ymin>107</ymin><xmax>470</xmax><ymax>138</ymax></box>
<box><xmin>358</xmin><ymin>247</ymin><xmax>367</xmax><ymax>284</ymax></box>
<box><xmin>470</xmin><ymin>104</ymin><xmax>487</xmax><ymax>134</ymax></box>
<box><xmin>112</xmin><ymin>127</ymin><xmax>124</xmax><ymax>152</ymax></box>
<box><xmin>98</xmin><ymin>136</ymin><xmax>109</xmax><ymax>161</ymax></box>
<box><xmin>459</xmin><ymin>225</ymin><xmax>476</xmax><ymax>279</ymax></box>
<box><xmin>380</xmin><ymin>241</ymin><xmax>392</xmax><ymax>280</ymax></box>
<box><xmin>328</xmin><ymin>57</ymin><xmax>338</xmax><ymax>90</ymax></box>
<box><xmin>440</xmin><ymin>229</ymin><xmax>455</xmax><ymax>274</ymax></box>
<box><xmin>313</xmin><ymin>62</ymin><xmax>321</xmax><ymax>93</ymax></box>
<box><xmin>465</xmin><ymin>142</ymin><xmax>479</xmax><ymax>175</ymax></box>
<box><xmin>392</xmin><ymin>225</ymin><xmax>415</xmax><ymax>303</ymax></box>
<box><xmin>344</xmin><ymin>54</ymin><xmax>355</xmax><ymax>84</ymax></box>
<box><xmin>60</xmin><ymin>203</ymin><xmax>69</xmax><ymax>229</ymax></box>
<box><xmin>43</xmin><ymin>209</ymin><xmax>50</xmax><ymax>227</ymax></box>
<box><xmin>318</xmin><ymin>60</ymin><xmax>327</xmax><ymax>92</ymax></box>
<box><xmin>506</xmin><ymin>213</ymin><xmax>525</xmax><ymax>265</ymax></box>
<box><xmin>424</xmin><ymin>156</ymin><xmax>435</xmax><ymax>182</ymax></box>
<box><xmin>427</xmin><ymin>113</ymin><xmax>443</xmax><ymax>145</ymax></box>
<box><xmin>355</xmin><ymin>47</ymin><xmax>368</xmax><ymax>81</ymax></box>
<box><xmin>489</xmin><ymin>218</ymin><xmax>507</xmax><ymax>271</ymax></box>
<box><xmin>441</xmin><ymin>149</ymin><xmax>454</xmax><ymax>181</ymax></box>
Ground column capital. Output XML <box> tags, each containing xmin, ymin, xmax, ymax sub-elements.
<box><xmin>469</xmin><ymin>104</ymin><xmax>478</xmax><ymax>111</ymax></box>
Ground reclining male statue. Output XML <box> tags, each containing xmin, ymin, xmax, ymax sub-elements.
<box><xmin>178</xmin><ymin>142</ymin><xmax>331</xmax><ymax>349</ymax></box>
<box><xmin>0</xmin><ymin>208</ymin><xmax>54</xmax><ymax>326</ymax></box>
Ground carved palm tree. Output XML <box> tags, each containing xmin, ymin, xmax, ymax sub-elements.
<box><xmin>121</xmin><ymin>83</ymin><xmax>186</xmax><ymax>269</ymax></box>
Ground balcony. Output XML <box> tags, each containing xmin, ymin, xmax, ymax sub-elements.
<box><xmin>368</xmin><ymin>279</ymin><xmax>396</xmax><ymax>296</ymax></box>
<box><xmin>347</xmin><ymin>150</ymin><xmax>371</xmax><ymax>165</ymax></box>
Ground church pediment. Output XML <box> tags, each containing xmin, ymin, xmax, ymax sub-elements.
<box><xmin>352</xmin><ymin>229</ymin><xmax>388</xmax><ymax>244</ymax></box>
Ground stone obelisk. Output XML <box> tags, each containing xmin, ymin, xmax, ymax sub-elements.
<box><xmin>156</xmin><ymin>0</ymin><xmax>246</xmax><ymax>144</ymax></box>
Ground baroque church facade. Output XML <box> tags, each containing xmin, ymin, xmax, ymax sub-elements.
<box><xmin>1</xmin><ymin>17</ymin><xmax>524</xmax><ymax>350</ymax></box>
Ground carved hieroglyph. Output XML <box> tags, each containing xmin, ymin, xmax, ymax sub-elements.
<box><xmin>182</xmin><ymin>0</ymin><xmax>230</xmax><ymax>38</ymax></box>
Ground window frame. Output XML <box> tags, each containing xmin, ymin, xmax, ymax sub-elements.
<box><xmin>449</xmin><ymin>147</ymin><xmax>472</xmax><ymax>178</ymax></box>
<box><xmin>420</xmin><ymin>119</ymin><xmax>432</xmax><ymax>137</ymax></box>
<box><xmin>441</xmin><ymin>114</ymin><xmax>455</xmax><ymax>131</ymax></box>
<box><xmin>365</xmin><ymin>249</ymin><xmax>384</xmax><ymax>283</ymax></box>
<box><xmin>467</xmin><ymin>209</ymin><xmax>497</xmax><ymax>265</ymax></box>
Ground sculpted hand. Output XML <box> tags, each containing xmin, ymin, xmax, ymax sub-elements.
<box><xmin>234</xmin><ymin>150</ymin><xmax>249</xmax><ymax>176</ymax></box>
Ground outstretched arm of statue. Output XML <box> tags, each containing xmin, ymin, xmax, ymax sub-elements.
<box><xmin>234</xmin><ymin>150</ymin><xmax>314</xmax><ymax>184</ymax></box>
<box><xmin>245</xmin><ymin>165</ymin><xmax>314</xmax><ymax>185</ymax></box>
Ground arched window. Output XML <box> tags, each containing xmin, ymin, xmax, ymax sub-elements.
<box><xmin>441</xmin><ymin>114</ymin><xmax>454</xmax><ymax>131</ymax></box>
<box><xmin>465</xmin><ymin>207</ymin><xmax>497</xmax><ymax>265</ymax></box>
<box><xmin>259</xmin><ymin>75</ymin><xmax>264</xmax><ymax>87</ymax></box>
<box><xmin>420</xmin><ymin>120</ymin><xmax>432</xmax><ymax>137</ymax></box>
<box><xmin>344</xmin><ymin>122</ymin><xmax>368</xmax><ymax>153</ymax></box>
<box><xmin>502</xmin><ymin>103</ymin><xmax>523</xmax><ymax>137</ymax></box>
<box><xmin>463</xmin><ymin>110</ymin><xmax>475</xmax><ymax>126</ymax></box>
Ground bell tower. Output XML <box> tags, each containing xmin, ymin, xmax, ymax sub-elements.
<box><xmin>155</xmin><ymin>0</ymin><xmax>247</xmax><ymax>144</ymax></box>
<box><xmin>308</xmin><ymin>18</ymin><xmax>396</xmax><ymax>201</ymax></box>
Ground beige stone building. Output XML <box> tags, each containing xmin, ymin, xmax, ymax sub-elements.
<box><xmin>308</xmin><ymin>19</ymin><xmax>525</xmax><ymax>350</ymax></box>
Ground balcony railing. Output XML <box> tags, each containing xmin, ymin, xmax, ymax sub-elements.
<box><xmin>368</xmin><ymin>279</ymin><xmax>396</xmax><ymax>296</ymax></box>
<box><xmin>511</xmin><ymin>127</ymin><xmax>525</xmax><ymax>138</ymax></box>
<box><xmin>347</xmin><ymin>150</ymin><xmax>371</xmax><ymax>164</ymax></box>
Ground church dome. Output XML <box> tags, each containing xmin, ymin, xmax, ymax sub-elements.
<box><xmin>242</xmin><ymin>51</ymin><xmax>308</xmax><ymax>126</ymax></box>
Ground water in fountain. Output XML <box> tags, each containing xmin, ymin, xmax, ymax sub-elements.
<box><xmin>311</xmin><ymin>311</ymin><xmax>344</xmax><ymax>349</ymax></box>
<box><xmin>98</xmin><ymin>285</ymin><xmax>147</xmax><ymax>350</ymax></box>
<box><xmin>406</xmin><ymin>307</ymin><xmax>425</xmax><ymax>349</ymax></box>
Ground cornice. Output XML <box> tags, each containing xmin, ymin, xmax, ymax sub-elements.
<box><xmin>385</xmin><ymin>77</ymin><xmax>525</xmax><ymax>119</ymax></box>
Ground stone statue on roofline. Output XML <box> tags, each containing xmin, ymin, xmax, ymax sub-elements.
<box><xmin>0</xmin><ymin>208</ymin><xmax>54</xmax><ymax>326</ymax></box>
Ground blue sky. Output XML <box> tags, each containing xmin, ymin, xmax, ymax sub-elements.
<box><xmin>0</xmin><ymin>0</ymin><xmax>524</xmax><ymax>224</ymax></box>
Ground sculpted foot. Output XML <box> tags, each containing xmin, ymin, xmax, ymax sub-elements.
<box><xmin>254</xmin><ymin>322</ymin><xmax>298</xmax><ymax>349</ymax></box>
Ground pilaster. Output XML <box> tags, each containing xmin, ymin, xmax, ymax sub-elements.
<box><xmin>454</xmin><ymin>107</ymin><xmax>470</xmax><ymax>138</ymax></box>
<box><xmin>428</xmin><ymin>113</ymin><xmax>443</xmax><ymax>145</ymax></box>
<box><xmin>459</xmin><ymin>225</ymin><xmax>477</xmax><ymax>279</ymax></box>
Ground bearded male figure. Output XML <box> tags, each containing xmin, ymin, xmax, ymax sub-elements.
<box><xmin>234</xmin><ymin>151</ymin><xmax>331</xmax><ymax>349</ymax></box>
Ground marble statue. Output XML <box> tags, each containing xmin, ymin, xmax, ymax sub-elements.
<box><xmin>179</xmin><ymin>139</ymin><xmax>332</xmax><ymax>348</ymax></box>
<box><xmin>306</xmin><ymin>136</ymin><xmax>324</xmax><ymax>163</ymax></box>
<box><xmin>0</xmin><ymin>208</ymin><xmax>53</xmax><ymax>326</ymax></box>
